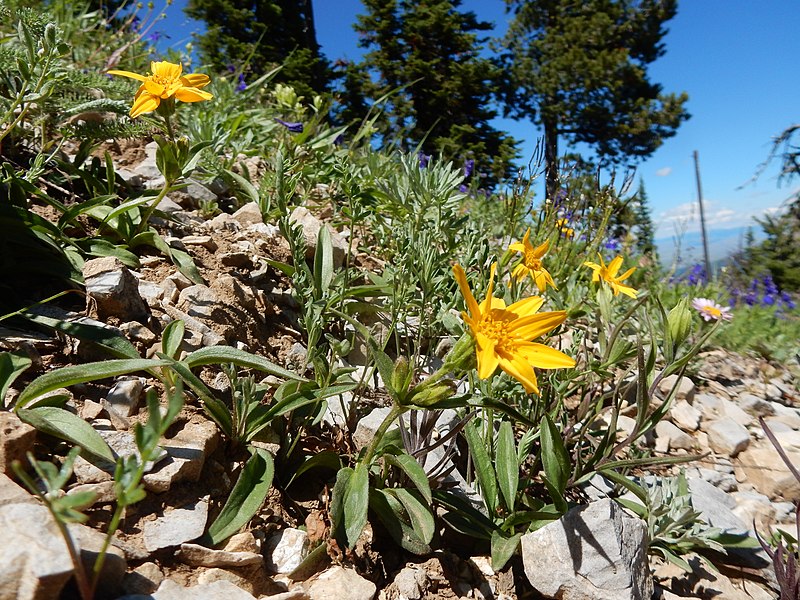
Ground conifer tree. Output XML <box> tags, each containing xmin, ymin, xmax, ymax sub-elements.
<box><xmin>346</xmin><ymin>0</ymin><xmax>519</xmax><ymax>186</ymax></box>
<box><xmin>499</xmin><ymin>0</ymin><xmax>689</xmax><ymax>199</ymax></box>
<box><xmin>184</xmin><ymin>0</ymin><xmax>330</xmax><ymax>98</ymax></box>
<box><xmin>633</xmin><ymin>179</ymin><xmax>657</xmax><ymax>257</ymax></box>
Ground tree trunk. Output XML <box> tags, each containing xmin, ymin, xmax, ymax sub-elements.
<box><xmin>543</xmin><ymin>113</ymin><xmax>558</xmax><ymax>202</ymax></box>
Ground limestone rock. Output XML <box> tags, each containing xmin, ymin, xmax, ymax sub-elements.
<box><xmin>658</xmin><ymin>374</ymin><xmax>696</xmax><ymax>403</ymax></box>
<box><xmin>520</xmin><ymin>498</ymin><xmax>652</xmax><ymax>600</ymax></box>
<box><xmin>118</xmin><ymin>578</ymin><xmax>258</xmax><ymax>600</ymax></box>
<box><xmin>143</xmin><ymin>496</ymin><xmax>210</xmax><ymax>552</ymax></box>
<box><xmin>265</xmin><ymin>527</ymin><xmax>308</xmax><ymax>574</ymax></box>
<box><xmin>289</xmin><ymin>206</ymin><xmax>348</xmax><ymax>267</ymax></box>
<box><xmin>735</xmin><ymin>444</ymin><xmax>800</xmax><ymax>501</ymax></box>
<box><xmin>143</xmin><ymin>418</ymin><xmax>219</xmax><ymax>493</ymax></box>
<box><xmin>105</xmin><ymin>377</ymin><xmax>144</xmax><ymax>417</ymax></box>
<box><xmin>0</xmin><ymin>411</ymin><xmax>35</xmax><ymax>474</ymax></box>
<box><xmin>121</xmin><ymin>562</ymin><xmax>164</xmax><ymax>595</ymax></box>
<box><xmin>83</xmin><ymin>257</ymin><xmax>149</xmax><ymax>322</ymax></box>
<box><xmin>178</xmin><ymin>543</ymin><xmax>263</xmax><ymax>568</ymax></box>
<box><xmin>0</xmin><ymin>502</ymin><xmax>74</xmax><ymax>600</ymax></box>
<box><xmin>353</xmin><ymin>407</ymin><xmax>397</xmax><ymax>450</ymax></box>
<box><xmin>305</xmin><ymin>566</ymin><xmax>376</xmax><ymax>600</ymax></box>
<box><xmin>669</xmin><ymin>400</ymin><xmax>701</xmax><ymax>432</ymax></box>
<box><xmin>706</xmin><ymin>417</ymin><xmax>750</xmax><ymax>457</ymax></box>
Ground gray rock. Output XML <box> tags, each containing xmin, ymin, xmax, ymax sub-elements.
<box><xmin>735</xmin><ymin>445</ymin><xmax>800</xmax><ymax>500</ymax></box>
<box><xmin>289</xmin><ymin>206</ymin><xmax>348</xmax><ymax>268</ymax></box>
<box><xmin>720</xmin><ymin>399</ymin><xmax>754</xmax><ymax>427</ymax></box>
<box><xmin>105</xmin><ymin>377</ymin><xmax>144</xmax><ymax>417</ymax></box>
<box><xmin>83</xmin><ymin>256</ymin><xmax>149</xmax><ymax>322</ymax></box>
<box><xmin>69</xmin><ymin>522</ymin><xmax>127</xmax><ymax>599</ymax></box>
<box><xmin>264</xmin><ymin>527</ymin><xmax>308</xmax><ymax>573</ymax></box>
<box><xmin>143</xmin><ymin>419</ymin><xmax>219</xmax><ymax>493</ymax></box>
<box><xmin>687</xmin><ymin>477</ymin><xmax>748</xmax><ymax>534</ymax></box>
<box><xmin>305</xmin><ymin>566</ymin><xmax>376</xmax><ymax>600</ymax></box>
<box><xmin>181</xmin><ymin>234</ymin><xmax>218</xmax><ymax>251</ymax></box>
<box><xmin>120</xmin><ymin>321</ymin><xmax>158</xmax><ymax>346</ymax></box>
<box><xmin>693</xmin><ymin>393</ymin><xmax>723</xmax><ymax>421</ymax></box>
<box><xmin>177</xmin><ymin>543</ymin><xmax>263</xmax><ymax>568</ymax></box>
<box><xmin>0</xmin><ymin>502</ymin><xmax>74</xmax><ymax>600</ymax></box>
<box><xmin>178</xmin><ymin>284</ymin><xmax>222</xmax><ymax>320</ymax></box>
<box><xmin>655</xmin><ymin>420</ymin><xmax>694</xmax><ymax>452</ymax></box>
<box><xmin>737</xmin><ymin>393</ymin><xmax>776</xmax><ymax>417</ymax></box>
<box><xmin>391</xmin><ymin>565</ymin><xmax>427</xmax><ymax>600</ymax></box>
<box><xmin>74</xmin><ymin>430</ymin><xmax>168</xmax><ymax>484</ymax></box>
<box><xmin>0</xmin><ymin>473</ymin><xmax>35</xmax><ymax>506</ymax></box>
<box><xmin>121</xmin><ymin>561</ymin><xmax>163</xmax><ymax>595</ymax></box>
<box><xmin>0</xmin><ymin>411</ymin><xmax>36</xmax><ymax>474</ymax></box>
<box><xmin>118</xmin><ymin>578</ymin><xmax>258</xmax><ymax>600</ymax></box>
<box><xmin>706</xmin><ymin>417</ymin><xmax>750</xmax><ymax>457</ymax></box>
<box><xmin>143</xmin><ymin>496</ymin><xmax>210</xmax><ymax>552</ymax></box>
<box><xmin>353</xmin><ymin>407</ymin><xmax>396</xmax><ymax>450</ymax></box>
<box><xmin>231</xmin><ymin>202</ymin><xmax>263</xmax><ymax>227</ymax></box>
<box><xmin>658</xmin><ymin>374</ymin><xmax>696</xmax><ymax>403</ymax></box>
<box><xmin>520</xmin><ymin>498</ymin><xmax>652</xmax><ymax>600</ymax></box>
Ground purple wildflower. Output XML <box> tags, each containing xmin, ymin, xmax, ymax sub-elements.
<box><xmin>236</xmin><ymin>73</ymin><xmax>246</xmax><ymax>92</ymax></box>
<box><xmin>418</xmin><ymin>152</ymin><xmax>431</xmax><ymax>169</ymax></box>
<box><xmin>463</xmin><ymin>159</ymin><xmax>475</xmax><ymax>178</ymax></box>
<box><xmin>275</xmin><ymin>118</ymin><xmax>304</xmax><ymax>134</ymax></box>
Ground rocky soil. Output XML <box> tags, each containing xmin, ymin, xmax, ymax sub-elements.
<box><xmin>1</xmin><ymin>141</ymin><xmax>799</xmax><ymax>600</ymax></box>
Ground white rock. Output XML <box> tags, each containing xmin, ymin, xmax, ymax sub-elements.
<box><xmin>265</xmin><ymin>527</ymin><xmax>308</xmax><ymax>574</ymax></box>
<box><xmin>105</xmin><ymin>377</ymin><xmax>144</xmax><ymax>417</ymax></box>
<box><xmin>734</xmin><ymin>445</ymin><xmax>800</xmax><ymax>500</ymax></box>
<box><xmin>177</xmin><ymin>543</ymin><xmax>263</xmax><ymax>568</ymax></box>
<box><xmin>118</xmin><ymin>578</ymin><xmax>258</xmax><ymax>600</ymax></box>
<box><xmin>737</xmin><ymin>393</ymin><xmax>775</xmax><ymax>417</ymax></box>
<box><xmin>0</xmin><ymin>411</ymin><xmax>36</xmax><ymax>474</ymax></box>
<box><xmin>669</xmin><ymin>400</ymin><xmax>701</xmax><ymax>431</ymax></box>
<box><xmin>83</xmin><ymin>257</ymin><xmax>149</xmax><ymax>322</ymax></box>
<box><xmin>520</xmin><ymin>498</ymin><xmax>652</xmax><ymax>600</ymax></box>
<box><xmin>687</xmin><ymin>477</ymin><xmax>748</xmax><ymax>534</ymax></box>
<box><xmin>720</xmin><ymin>399</ymin><xmax>754</xmax><ymax>427</ymax></box>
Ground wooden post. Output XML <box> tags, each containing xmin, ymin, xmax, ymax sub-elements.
<box><xmin>693</xmin><ymin>150</ymin><xmax>712</xmax><ymax>280</ymax></box>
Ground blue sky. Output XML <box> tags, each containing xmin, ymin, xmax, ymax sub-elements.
<box><xmin>159</xmin><ymin>1</ymin><xmax>800</xmax><ymax>237</ymax></box>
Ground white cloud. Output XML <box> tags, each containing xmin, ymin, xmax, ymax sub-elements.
<box><xmin>655</xmin><ymin>167</ymin><xmax>672</xmax><ymax>177</ymax></box>
<box><xmin>654</xmin><ymin>201</ymin><xmax>774</xmax><ymax>236</ymax></box>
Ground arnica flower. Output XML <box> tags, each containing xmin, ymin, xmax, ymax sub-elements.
<box><xmin>692</xmin><ymin>298</ymin><xmax>733</xmax><ymax>322</ymax></box>
<box><xmin>508</xmin><ymin>228</ymin><xmax>556</xmax><ymax>293</ymax></box>
<box><xmin>108</xmin><ymin>60</ymin><xmax>212</xmax><ymax>118</ymax></box>
<box><xmin>453</xmin><ymin>264</ymin><xmax>575</xmax><ymax>395</ymax></box>
<box><xmin>584</xmin><ymin>253</ymin><xmax>637</xmax><ymax>298</ymax></box>
<box><xmin>556</xmin><ymin>218</ymin><xmax>574</xmax><ymax>239</ymax></box>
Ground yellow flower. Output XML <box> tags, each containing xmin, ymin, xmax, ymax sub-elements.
<box><xmin>557</xmin><ymin>218</ymin><xmax>574</xmax><ymax>238</ymax></box>
<box><xmin>584</xmin><ymin>253</ymin><xmax>638</xmax><ymax>298</ymax></box>
<box><xmin>508</xmin><ymin>228</ymin><xmax>556</xmax><ymax>292</ymax></box>
<box><xmin>453</xmin><ymin>263</ymin><xmax>575</xmax><ymax>395</ymax></box>
<box><xmin>108</xmin><ymin>60</ymin><xmax>212</xmax><ymax>118</ymax></box>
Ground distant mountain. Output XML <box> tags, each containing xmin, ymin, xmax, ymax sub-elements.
<box><xmin>655</xmin><ymin>225</ymin><xmax>766</xmax><ymax>269</ymax></box>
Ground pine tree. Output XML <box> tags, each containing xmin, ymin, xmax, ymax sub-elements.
<box><xmin>184</xmin><ymin>0</ymin><xmax>330</xmax><ymax>98</ymax></box>
<box><xmin>633</xmin><ymin>179</ymin><xmax>657</xmax><ymax>257</ymax></box>
<box><xmin>499</xmin><ymin>0</ymin><xmax>689</xmax><ymax>199</ymax></box>
<box><xmin>345</xmin><ymin>0</ymin><xmax>519</xmax><ymax>186</ymax></box>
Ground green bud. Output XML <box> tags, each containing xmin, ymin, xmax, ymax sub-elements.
<box><xmin>407</xmin><ymin>381</ymin><xmax>455</xmax><ymax>408</ymax></box>
<box><xmin>667</xmin><ymin>298</ymin><xmax>692</xmax><ymax>349</ymax></box>
<box><xmin>390</xmin><ymin>356</ymin><xmax>412</xmax><ymax>397</ymax></box>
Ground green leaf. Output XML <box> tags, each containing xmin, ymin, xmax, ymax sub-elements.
<box><xmin>313</xmin><ymin>224</ymin><xmax>334</xmax><ymax>297</ymax></box>
<box><xmin>286</xmin><ymin>450</ymin><xmax>341</xmax><ymax>488</ymax></box>
<box><xmin>330</xmin><ymin>467</ymin><xmax>353</xmax><ymax>547</ymax></box>
<box><xmin>22</xmin><ymin>312</ymin><xmax>139</xmax><ymax>359</ymax></box>
<box><xmin>540</xmin><ymin>414</ymin><xmax>570</xmax><ymax>494</ymax></box>
<box><xmin>204</xmin><ymin>448</ymin><xmax>274</xmax><ymax>545</ymax></box>
<box><xmin>433</xmin><ymin>489</ymin><xmax>495</xmax><ymax>540</ymax></box>
<box><xmin>0</xmin><ymin>351</ymin><xmax>32</xmax><ymax>408</ymax></box>
<box><xmin>369</xmin><ymin>488</ymin><xmax>432</xmax><ymax>555</ymax></box>
<box><xmin>343</xmin><ymin>463</ymin><xmax>370</xmax><ymax>548</ymax></box>
<box><xmin>381</xmin><ymin>450</ymin><xmax>432</xmax><ymax>504</ymax></box>
<box><xmin>184</xmin><ymin>346</ymin><xmax>305</xmax><ymax>381</ymax></box>
<box><xmin>464</xmin><ymin>420</ymin><xmax>498</xmax><ymax>517</ymax></box>
<box><xmin>161</xmin><ymin>319</ymin><xmax>185</xmax><ymax>359</ymax></box>
<box><xmin>15</xmin><ymin>358</ymin><xmax>169</xmax><ymax>410</ymax></box>
<box><xmin>17</xmin><ymin>406</ymin><xmax>114</xmax><ymax>464</ymax></box>
<box><xmin>496</xmin><ymin>421</ymin><xmax>518</xmax><ymax>511</ymax></box>
<box><xmin>491</xmin><ymin>530</ymin><xmax>521</xmax><ymax>571</ymax></box>
<box><xmin>390</xmin><ymin>488</ymin><xmax>435</xmax><ymax>545</ymax></box>
<box><xmin>164</xmin><ymin>358</ymin><xmax>232</xmax><ymax>436</ymax></box>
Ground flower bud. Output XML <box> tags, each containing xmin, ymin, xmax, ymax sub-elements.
<box><xmin>667</xmin><ymin>298</ymin><xmax>692</xmax><ymax>348</ymax></box>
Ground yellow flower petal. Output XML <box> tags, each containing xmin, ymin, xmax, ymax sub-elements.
<box><xmin>498</xmin><ymin>355</ymin><xmax>539</xmax><ymax>395</ymax></box>
<box><xmin>508</xmin><ymin>242</ymin><xmax>526</xmax><ymax>253</ymax></box>
<box><xmin>129</xmin><ymin>93</ymin><xmax>160</xmax><ymax>117</ymax></box>
<box><xmin>507</xmin><ymin>295</ymin><xmax>544</xmax><ymax>318</ymax></box>
<box><xmin>475</xmin><ymin>332</ymin><xmax>500</xmax><ymax>380</ymax></box>
<box><xmin>107</xmin><ymin>69</ymin><xmax>148</xmax><ymax>82</ymax></box>
<box><xmin>607</xmin><ymin>255</ymin><xmax>623</xmax><ymax>277</ymax></box>
<box><xmin>516</xmin><ymin>342</ymin><xmax>576</xmax><ymax>369</ymax></box>
<box><xmin>181</xmin><ymin>73</ymin><xmax>211</xmax><ymax>88</ymax></box>
<box><xmin>511</xmin><ymin>311</ymin><xmax>567</xmax><ymax>341</ymax></box>
<box><xmin>480</xmin><ymin>263</ymin><xmax>497</xmax><ymax>315</ymax></box>
<box><xmin>174</xmin><ymin>87</ymin><xmax>214</xmax><ymax>103</ymax></box>
<box><xmin>453</xmin><ymin>265</ymin><xmax>480</xmax><ymax>320</ymax></box>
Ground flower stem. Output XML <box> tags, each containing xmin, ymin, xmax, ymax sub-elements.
<box><xmin>362</xmin><ymin>403</ymin><xmax>409</xmax><ymax>466</ymax></box>
<box><xmin>136</xmin><ymin>179</ymin><xmax>173</xmax><ymax>236</ymax></box>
